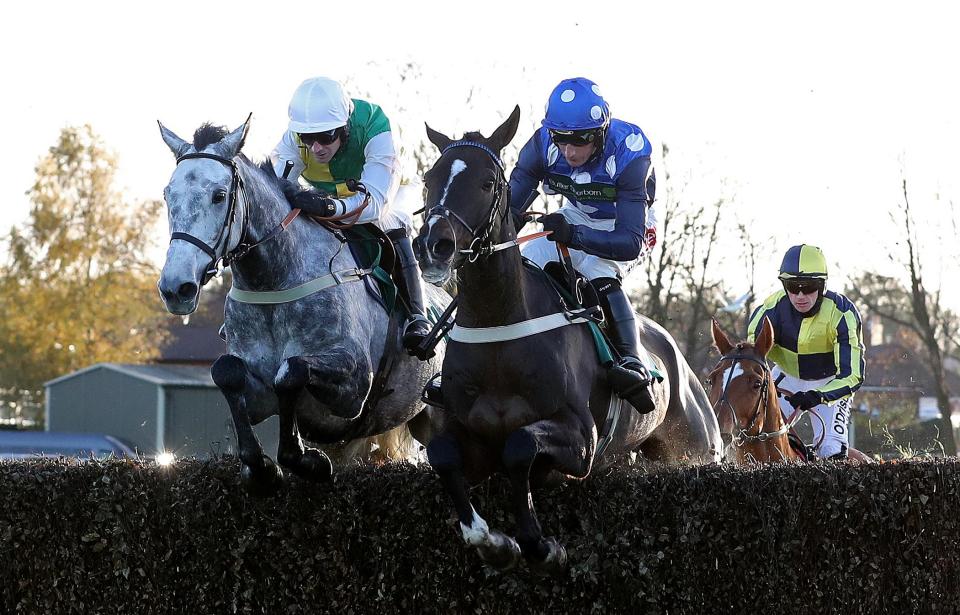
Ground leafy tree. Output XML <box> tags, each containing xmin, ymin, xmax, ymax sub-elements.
<box><xmin>0</xmin><ymin>125</ymin><xmax>168</xmax><ymax>426</ymax></box>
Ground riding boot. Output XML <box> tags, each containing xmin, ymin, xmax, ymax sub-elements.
<box><xmin>595</xmin><ymin>278</ymin><xmax>657</xmax><ymax>415</ymax></box>
<box><xmin>389</xmin><ymin>229</ymin><xmax>434</xmax><ymax>360</ymax></box>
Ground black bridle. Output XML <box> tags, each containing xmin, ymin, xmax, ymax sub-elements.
<box><xmin>423</xmin><ymin>140</ymin><xmax>509</xmax><ymax>264</ymax></box>
<box><xmin>711</xmin><ymin>347</ymin><xmax>781</xmax><ymax>446</ymax></box>
<box><xmin>169</xmin><ymin>152</ymin><xmax>298</xmax><ymax>286</ymax></box>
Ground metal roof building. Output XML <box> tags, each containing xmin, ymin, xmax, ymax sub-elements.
<box><xmin>44</xmin><ymin>363</ymin><xmax>279</xmax><ymax>459</ymax></box>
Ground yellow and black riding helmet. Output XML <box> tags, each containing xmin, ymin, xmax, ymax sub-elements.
<box><xmin>778</xmin><ymin>244</ymin><xmax>828</xmax><ymax>311</ymax></box>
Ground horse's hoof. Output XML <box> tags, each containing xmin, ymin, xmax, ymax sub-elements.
<box><xmin>476</xmin><ymin>531</ymin><xmax>522</xmax><ymax>571</ymax></box>
<box><xmin>240</xmin><ymin>456</ymin><xmax>284</xmax><ymax>497</ymax></box>
<box><xmin>299</xmin><ymin>449</ymin><xmax>334</xmax><ymax>483</ymax></box>
<box><xmin>527</xmin><ymin>537</ymin><xmax>568</xmax><ymax>576</ymax></box>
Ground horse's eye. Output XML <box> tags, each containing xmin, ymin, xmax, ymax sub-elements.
<box><xmin>213</xmin><ymin>190</ymin><xmax>228</xmax><ymax>204</ymax></box>
<box><xmin>482</xmin><ymin>180</ymin><xmax>495</xmax><ymax>192</ymax></box>
<box><xmin>753</xmin><ymin>380</ymin><xmax>763</xmax><ymax>389</ymax></box>
<box><xmin>705</xmin><ymin>378</ymin><xmax>713</xmax><ymax>386</ymax></box>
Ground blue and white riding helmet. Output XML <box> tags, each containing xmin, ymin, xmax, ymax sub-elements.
<box><xmin>542</xmin><ymin>77</ymin><xmax>611</xmax><ymax>132</ymax></box>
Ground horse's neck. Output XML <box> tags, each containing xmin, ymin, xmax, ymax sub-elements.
<box><xmin>229</xmin><ymin>165</ymin><xmax>341</xmax><ymax>290</ymax></box>
<box><xmin>457</xmin><ymin>248</ymin><xmax>533</xmax><ymax>327</ymax></box>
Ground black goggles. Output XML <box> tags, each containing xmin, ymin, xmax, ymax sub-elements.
<box><xmin>299</xmin><ymin>127</ymin><xmax>343</xmax><ymax>147</ymax></box>
<box><xmin>783</xmin><ymin>279</ymin><xmax>823</xmax><ymax>296</ymax></box>
<box><xmin>549</xmin><ymin>129</ymin><xmax>601</xmax><ymax>146</ymax></box>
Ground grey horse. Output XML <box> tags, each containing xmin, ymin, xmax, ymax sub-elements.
<box><xmin>156</xmin><ymin>116</ymin><xmax>445</xmax><ymax>494</ymax></box>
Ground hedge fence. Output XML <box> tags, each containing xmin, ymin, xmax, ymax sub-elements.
<box><xmin>1</xmin><ymin>457</ymin><xmax>958</xmax><ymax>614</ymax></box>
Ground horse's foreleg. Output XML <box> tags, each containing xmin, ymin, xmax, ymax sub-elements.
<box><xmin>502</xmin><ymin>419</ymin><xmax>591</xmax><ymax>575</ymax></box>
<box><xmin>273</xmin><ymin>356</ymin><xmax>334</xmax><ymax>483</ymax></box>
<box><xmin>211</xmin><ymin>355</ymin><xmax>283</xmax><ymax>496</ymax></box>
<box><xmin>427</xmin><ymin>433</ymin><xmax>520</xmax><ymax>570</ymax></box>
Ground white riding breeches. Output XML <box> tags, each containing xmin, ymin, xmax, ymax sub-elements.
<box><xmin>773</xmin><ymin>367</ymin><xmax>852</xmax><ymax>458</ymax></box>
<box><xmin>520</xmin><ymin>205</ymin><xmax>642</xmax><ymax>281</ymax></box>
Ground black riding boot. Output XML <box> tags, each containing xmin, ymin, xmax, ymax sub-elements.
<box><xmin>595</xmin><ymin>278</ymin><xmax>656</xmax><ymax>414</ymax></box>
<box><xmin>389</xmin><ymin>229</ymin><xmax>434</xmax><ymax>360</ymax></box>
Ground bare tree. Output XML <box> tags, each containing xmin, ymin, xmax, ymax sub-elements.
<box><xmin>850</xmin><ymin>179</ymin><xmax>958</xmax><ymax>455</ymax></box>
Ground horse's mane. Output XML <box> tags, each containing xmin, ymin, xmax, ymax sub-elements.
<box><xmin>461</xmin><ymin>131</ymin><xmax>485</xmax><ymax>142</ymax></box>
<box><xmin>191</xmin><ymin>122</ymin><xmax>292</xmax><ymax>206</ymax></box>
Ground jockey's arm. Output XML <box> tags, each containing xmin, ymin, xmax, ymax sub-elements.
<box><xmin>508</xmin><ymin>132</ymin><xmax>546</xmax><ymax>216</ymax></box>
<box><xmin>567</xmin><ymin>156</ymin><xmax>652</xmax><ymax>261</ymax></box>
<box><xmin>818</xmin><ymin>306</ymin><xmax>866</xmax><ymax>403</ymax></box>
<box><xmin>333</xmin><ymin>131</ymin><xmax>400</xmax><ymax>224</ymax></box>
<box><xmin>271</xmin><ymin>131</ymin><xmax>400</xmax><ymax>225</ymax></box>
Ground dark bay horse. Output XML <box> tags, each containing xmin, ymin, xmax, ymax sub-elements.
<box><xmin>710</xmin><ymin>318</ymin><xmax>874</xmax><ymax>464</ymax></box>
<box><xmin>157</xmin><ymin>117</ymin><xmax>446</xmax><ymax>494</ymax></box>
<box><xmin>413</xmin><ymin>108</ymin><xmax>721</xmax><ymax>573</ymax></box>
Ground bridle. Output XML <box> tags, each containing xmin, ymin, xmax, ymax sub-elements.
<box><xmin>423</xmin><ymin>140</ymin><xmax>510</xmax><ymax>265</ymax></box>
<box><xmin>168</xmin><ymin>152</ymin><xmax>299</xmax><ymax>285</ymax></box>
<box><xmin>711</xmin><ymin>347</ymin><xmax>796</xmax><ymax>447</ymax></box>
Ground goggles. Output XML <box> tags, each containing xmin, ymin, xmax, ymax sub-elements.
<box><xmin>549</xmin><ymin>128</ymin><xmax>601</xmax><ymax>147</ymax></box>
<box><xmin>783</xmin><ymin>279</ymin><xmax>823</xmax><ymax>296</ymax></box>
<box><xmin>299</xmin><ymin>127</ymin><xmax>344</xmax><ymax>147</ymax></box>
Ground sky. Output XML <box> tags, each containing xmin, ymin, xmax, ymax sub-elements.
<box><xmin>3</xmin><ymin>0</ymin><xmax>959</xmax><ymax>309</ymax></box>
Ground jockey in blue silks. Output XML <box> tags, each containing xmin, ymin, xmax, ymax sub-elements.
<box><xmin>511</xmin><ymin>77</ymin><xmax>658</xmax><ymax>414</ymax></box>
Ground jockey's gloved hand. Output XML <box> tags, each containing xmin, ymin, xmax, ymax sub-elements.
<box><xmin>541</xmin><ymin>213</ymin><xmax>574</xmax><ymax>244</ymax></box>
<box><xmin>786</xmin><ymin>390</ymin><xmax>823</xmax><ymax>411</ymax></box>
<box><xmin>279</xmin><ymin>180</ymin><xmax>339</xmax><ymax>217</ymax></box>
<box><xmin>293</xmin><ymin>191</ymin><xmax>340</xmax><ymax>217</ymax></box>
<box><xmin>511</xmin><ymin>210</ymin><xmax>527</xmax><ymax>233</ymax></box>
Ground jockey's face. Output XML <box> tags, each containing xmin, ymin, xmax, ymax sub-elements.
<box><xmin>784</xmin><ymin>280</ymin><xmax>822</xmax><ymax>313</ymax></box>
<box><xmin>558</xmin><ymin>142</ymin><xmax>596</xmax><ymax>168</ymax></box>
<box><xmin>305</xmin><ymin>136</ymin><xmax>341</xmax><ymax>163</ymax></box>
<box><xmin>300</xmin><ymin>128</ymin><xmax>344</xmax><ymax>164</ymax></box>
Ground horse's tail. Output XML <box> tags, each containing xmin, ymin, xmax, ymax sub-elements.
<box><xmin>334</xmin><ymin>424</ymin><xmax>423</xmax><ymax>465</ymax></box>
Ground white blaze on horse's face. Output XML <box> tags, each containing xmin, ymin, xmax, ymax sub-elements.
<box><xmin>158</xmin><ymin>156</ymin><xmax>240</xmax><ymax>315</ymax></box>
<box><xmin>419</xmin><ymin>158</ymin><xmax>468</xmax><ymax>285</ymax></box>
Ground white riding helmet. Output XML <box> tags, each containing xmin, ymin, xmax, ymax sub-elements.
<box><xmin>287</xmin><ymin>77</ymin><xmax>353</xmax><ymax>134</ymax></box>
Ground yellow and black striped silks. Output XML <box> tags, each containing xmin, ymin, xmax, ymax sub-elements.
<box><xmin>747</xmin><ymin>289</ymin><xmax>864</xmax><ymax>402</ymax></box>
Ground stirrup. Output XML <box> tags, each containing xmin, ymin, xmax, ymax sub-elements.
<box><xmin>421</xmin><ymin>373</ymin><xmax>445</xmax><ymax>409</ymax></box>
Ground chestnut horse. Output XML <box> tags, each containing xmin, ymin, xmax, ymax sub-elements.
<box><xmin>709</xmin><ymin>318</ymin><xmax>873</xmax><ymax>464</ymax></box>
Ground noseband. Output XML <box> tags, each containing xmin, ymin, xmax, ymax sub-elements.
<box><xmin>424</xmin><ymin>140</ymin><xmax>509</xmax><ymax>264</ymax></box>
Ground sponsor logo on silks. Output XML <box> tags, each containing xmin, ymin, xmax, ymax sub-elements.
<box><xmin>546</xmin><ymin>175</ymin><xmax>618</xmax><ymax>202</ymax></box>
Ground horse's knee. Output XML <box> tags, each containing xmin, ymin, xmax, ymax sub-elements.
<box><xmin>427</xmin><ymin>434</ymin><xmax>462</xmax><ymax>474</ymax></box>
<box><xmin>502</xmin><ymin>429</ymin><xmax>538</xmax><ymax>472</ymax></box>
<box><xmin>211</xmin><ymin>354</ymin><xmax>247</xmax><ymax>391</ymax></box>
<box><xmin>274</xmin><ymin>357</ymin><xmax>309</xmax><ymax>393</ymax></box>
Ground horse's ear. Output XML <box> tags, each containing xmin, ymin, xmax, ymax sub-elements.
<box><xmin>425</xmin><ymin>123</ymin><xmax>452</xmax><ymax>151</ymax></box>
<box><xmin>158</xmin><ymin>121</ymin><xmax>192</xmax><ymax>158</ymax></box>
<box><xmin>755</xmin><ymin>316</ymin><xmax>775</xmax><ymax>357</ymax></box>
<box><xmin>711</xmin><ymin>319</ymin><xmax>733</xmax><ymax>355</ymax></box>
<box><xmin>218</xmin><ymin>113</ymin><xmax>252</xmax><ymax>158</ymax></box>
<box><xmin>488</xmin><ymin>105</ymin><xmax>521</xmax><ymax>152</ymax></box>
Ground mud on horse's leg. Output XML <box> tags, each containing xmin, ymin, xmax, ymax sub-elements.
<box><xmin>427</xmin><ymin>433</ymin><xmax>521</xmax><ymax>570</ymax></box>
<box><xmin>211</xmin><ymin>355</ymin><xmax>283</xmax><ymax>496</ymax></box>
<box><xmin>273</xmin><ymin>356</ymin><xmax>334</xmax><ymax>483</ymax></box>
<box><xmin>502</xmin><ymin>419</ymin><xmax>591</xmax><ymax>575</ymax></box>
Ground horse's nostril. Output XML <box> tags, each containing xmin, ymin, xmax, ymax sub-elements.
<box><xmin>431</xmin><ymin>238</ymin><xmax>455</xmax><ymax>261</ymax></box>
<box><xmin>177</xmin><ymin>282</ymin><xmax>199</xmax><ymax>302</ymax></box>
